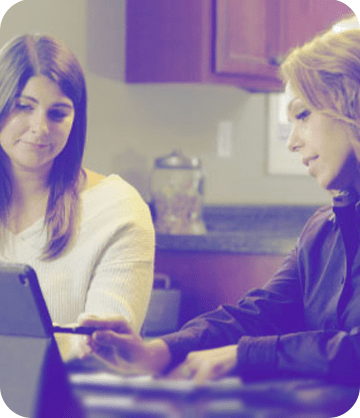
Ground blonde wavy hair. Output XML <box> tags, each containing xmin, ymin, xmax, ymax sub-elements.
<box><xmin>280</xmin><ymin>28</ymin><xmax>360</xmax><ymax>141</ymax></box>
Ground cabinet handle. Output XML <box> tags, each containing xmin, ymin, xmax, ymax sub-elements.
<box><xmin>269</xmin><ymin>55</ymin><xmax>284</xmax><ymax>66</ymax></box>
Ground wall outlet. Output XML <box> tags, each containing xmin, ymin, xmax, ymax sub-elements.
<box><xmin>217</xmin><ymin>121</ymin><xmax>233</xmax><ymax>158</ymax></box>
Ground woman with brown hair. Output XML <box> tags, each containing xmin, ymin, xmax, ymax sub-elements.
<box><xmin>0</xmin><ymin>34</ymin><xmax>154</xmax><ymax>358</ymax></box>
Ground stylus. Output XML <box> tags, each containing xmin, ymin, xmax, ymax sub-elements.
<box><xmin>52</xmin><ymin>325</ymin><xmax>98</xmax><ymax>335</ymax></box>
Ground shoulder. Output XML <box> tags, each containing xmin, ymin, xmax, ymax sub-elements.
<box><xmin>83</xmin><ymin>171</ymin><xmax>144</xmax><ymax>201</ymax></box>
<box><xmin>304</xmin><ymin>205</ymin><xmax>334</xmax><ymax>227</ymax></box>
<box><xmin>81</xmin><ymin>171</ymin><xmax>153</xmax><ymax>223</ymax></box>
<box><xmin>298</xmin><ymin>204</ymin><xmax>335</xmax><ymax>245</ymax></box>
<box><xmin>81</xmin><ymin>169</ymin><xmax>143</xmax><ymax>201</ymax></box>
<box><xmin>83</xmin><ymin>169</ymin><xmax>107</xmax><ymax>191</ymax></box>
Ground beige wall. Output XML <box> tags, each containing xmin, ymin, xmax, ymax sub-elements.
<box><xmin>0</xmin><ymin>0</ymin><xmax>330</xmax><ymax>205</ymax></box>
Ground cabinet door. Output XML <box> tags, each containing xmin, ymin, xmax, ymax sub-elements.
<box><xmin>126</xmin><ymin>0</ymin><xmax>207</xmax><ymax>83</ymax></box>
<box><xmin>127</xmin><ymin>0</ymin><xmax>354</xmax><ymax>91</ymax></box>
<box><xmin>155</xmin><ymin>250</ymin><xmax>285</xmax><ymax>326</ymax></box>
<box><xmin>126</xmin><ymin>0</ymin><xmax>284</xmax><ymax>91</ymax></box>
<box><xmin>215</xmin><ymin>0</ymin><xmax>353</xmax><ymax>81</ymax></box>
<box><xmin>278</xmin><ymin>0</ymin><xmax>354</xmax><ymax>58</ymax></box>
<box><xmin>215</xmin><ymin>0</ymin><xmax>281</xmax><ymax>80</ymax></box>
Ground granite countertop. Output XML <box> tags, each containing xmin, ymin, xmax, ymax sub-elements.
<box><xmin>155</xmin><ymin>205</ymin><xmax>321</xmax><ymax>254</ymax></box>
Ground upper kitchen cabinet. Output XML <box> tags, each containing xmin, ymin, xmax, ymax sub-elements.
<box><xmin>126</xmin><ymin>0</ymin><xmax>353</xmax><ymax>92</ymax></box>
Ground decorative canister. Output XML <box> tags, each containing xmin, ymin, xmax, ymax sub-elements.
<box><xmin>151</xmin><ymin>149</ymin><xmax>206</xmax><ymax>234</ymax></box>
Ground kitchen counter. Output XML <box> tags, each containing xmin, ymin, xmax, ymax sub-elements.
<box><xmin>155</xmin><ymin>205</ymin><xmax>321</xmax><ymax>255</ymax></box>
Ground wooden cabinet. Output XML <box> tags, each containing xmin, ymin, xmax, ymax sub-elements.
<box><xmin>155</xmin><ymin>250</ymin><xmax>285</xmax><ymax>326</ymax></box>
<box><xmin>126</xmin><ymin>0</ymin><xmax>353</xmax><ymax>92</ymax></box>
<box><xmin>277</xmin><ymin>0</ymin><xmax>353</xmax><ymax>59</ymax></box>
<box><xmin>215</xmin><ymin>0</ymin><xmax>279</xmax><ymax>81</ymax></box>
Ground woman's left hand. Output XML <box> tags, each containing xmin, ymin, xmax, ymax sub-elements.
<box><xmin>168</xmin><ymin>345</ymin><xmax>238</xmax><ymax>384</ymax></box>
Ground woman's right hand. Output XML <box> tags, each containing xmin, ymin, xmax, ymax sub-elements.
<box><xmin>77</xmin><ymin>314</ymin><xmax>172</xmax><ymax>376</ymax></box>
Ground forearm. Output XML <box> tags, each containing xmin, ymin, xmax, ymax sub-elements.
<box><xmin>85</xmin><ymin>260</ymin><xmax>154</xmax><ymax>333</ymax></box>
<box><xmin>84</xmin><ymin>191</ymin><xmax>155</xmax><ymax>332</ymax></box>
<box><xmin>236</xmin><ymin>328</ymin><xmax>360</xmax><ymax>384</ymax></box>
<box><xmin>161</xmin><ymin>248</ymin><xmax>303</xmax><ymax>370</ymax></box>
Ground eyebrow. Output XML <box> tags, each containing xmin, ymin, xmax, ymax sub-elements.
<box><xmin>18</xmin><ymin>95</ymin><xmax>74</xmax><ymax>109</ymax></box>
<box><xmin>287</xmin><ymin>97</ymin><xmax>305</xmax><ymax>117</ymax></box>
<box><xmin>285</xmin><ymin>98</ymin><xmax>301</xmax><ymax>122</ymax></box>
<box><xmin>287</xmin><ymin>98</ymin><xmax>297</xmax><ymax>114</ymax></box>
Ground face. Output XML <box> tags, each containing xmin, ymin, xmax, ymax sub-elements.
<box><xmin>0</xmin><ymin>75</ymin><xmax>75</xmax><ymax>176</ymax></box>
<box><xmin>285</xmin><ymin>82</ymin><xmax>360</xmax><ymax>192</ymax></box>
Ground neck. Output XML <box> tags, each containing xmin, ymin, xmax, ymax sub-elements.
<box><xmin>354</xmin><ymin>180</ymin><xmax>360</xmax><ymax>199</ymax></box>
<box><xmin>10</xmin><ymin>164</ymin><xmax>51</xmax><ymax>205</ymax></box>
<box><xmin>5</xmin><ymin>164</ymin><xmax>52</xmax><ymax>234</ymax></box>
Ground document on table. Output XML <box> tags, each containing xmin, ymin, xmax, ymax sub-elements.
<box><xmin>70</xmin><ymin>371</ymin><xmax>243</xmax><ymax>395</ymax></box>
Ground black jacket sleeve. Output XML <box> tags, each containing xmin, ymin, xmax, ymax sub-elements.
<box><xmin>161</xmin><ymin>246</ymin><xmax>306</xmax><ymax>370</ymax></box>
<box><xmin>162</xmin><ymin>243</ymin><xmax>360</xmax><ymax>384</ymax></box>
<box><xmin>237</xmin><ymin>327</ymin><xmax>360</xmax><ymax>385</ymax></box>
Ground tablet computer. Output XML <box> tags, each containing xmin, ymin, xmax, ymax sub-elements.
<box><xmin>0</xmin><ymin>262</ymin><xmax>97</xmax><ymax>336</ymax></box>
<box><xmin>0</xmin><ymin>263</ymin><xmax>83</xmax><ymax>418</ymax></box>
<box><xmin>0</xmin><ymin>263</ymin><xmax>53</xmax><ymax>338</ymax></box>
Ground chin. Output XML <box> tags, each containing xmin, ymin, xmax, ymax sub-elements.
<box><xmin>317</xmin><ymin>178</ymin><xmax>332</xmax><ymax>191</ymax></box>
<box><xmin>318</xmin><ymin>176</ymin><xmax>342</xmax><ymax>192</ymax></box>
<box><xmin>322</xmin><ymin>178</ymin><xmax>353</xmax><ymax>193</ymax></box>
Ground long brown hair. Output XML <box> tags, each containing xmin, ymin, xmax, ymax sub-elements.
<box><xmin>0</xmin><ymin>34</ymin><xmax>87</xmax><ymax>259</ymax></box>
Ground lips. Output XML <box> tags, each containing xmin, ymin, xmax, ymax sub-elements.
<box><xmin>21</xmin><ymin>140</ymin><xmax>49</xmax><ymax>148</ymax></box>
<box><xmin>302</xmin><ymin>155</ymin><xmax>318</xmax><ymax>167</ymax></box>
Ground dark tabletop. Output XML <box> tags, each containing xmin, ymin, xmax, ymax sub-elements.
<box><xmin>67</xmin><ymin>357</ymin><xmax>359</xmax><ymax>418</ymax></box>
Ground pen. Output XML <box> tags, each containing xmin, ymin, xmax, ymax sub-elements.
<box><xmin>52</xmin><ymin>325</ymin><xmax>98</xmax><ymax>335</ymax></box>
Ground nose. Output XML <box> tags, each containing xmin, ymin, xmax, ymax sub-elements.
<box><xmin>286</xmin><ymin>126</ymin><xmax>303</xmax><ymax>153</ymax></box>
<box><xmin>30</xmin><ymin>110</ymin><xmax>49</xmax><ymax>137</ymax></box>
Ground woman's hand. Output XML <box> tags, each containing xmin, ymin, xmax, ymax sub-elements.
<box><xmin>77</xmin><ymin>314</ymin><xmax>172</xmax><ymax>376</ymax></box>
<box><xmin>53</xmin><ymin>322</ymin><xmax>85</xmax><ymax>362</ymax></box>
<box><xmin>168</xmin><ymin>345</ymin><xmax>238</xmax><ymax>384</ymax></box>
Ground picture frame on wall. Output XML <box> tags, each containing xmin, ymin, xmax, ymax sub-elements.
<box><xmin>267</xmin><ymin>92</ymin><xmax>307</xmax><ymax>176</ymax></box>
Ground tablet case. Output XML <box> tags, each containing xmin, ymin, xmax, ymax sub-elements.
<box><xmin>0</xmin><ymin>263</ymin><xmax>83</xmax><ymax>418</ymax></box>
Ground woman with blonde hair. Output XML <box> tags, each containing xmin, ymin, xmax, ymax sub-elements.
<box><xmin>79</xmin><ymin>27</ymin><xmax>360</xmax><ymax>384</ymax></box>
<box><xmin>0</xmin><ymin>34</ymin><xmax>155</xmax><ymax>358</ymax></box>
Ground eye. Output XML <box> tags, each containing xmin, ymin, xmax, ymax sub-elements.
<box><xmin>48</xmin><ymin>108</ymin><xmax>69</xmax><ymax>121</ymax></box>
<box><xmin>295</xmin><ymin>109</ymin><xmax>311</xmax><ymax>121</ymax></box>
<box><xmin>15</xmin><ymin>102</ymin><xmax>33</xmax><ymax>112</ymax></box>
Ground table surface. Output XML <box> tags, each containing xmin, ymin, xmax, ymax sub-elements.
<box><xmin>67</xmin><ymin>359</ymin><xmax>359</xmax><ymax>418</ymax></box>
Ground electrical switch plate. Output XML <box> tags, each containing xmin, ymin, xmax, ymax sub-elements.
<box><xmin>217</xmin><ymin>121</ymin><xmax>233</xmax><ymax>158</ymax></box>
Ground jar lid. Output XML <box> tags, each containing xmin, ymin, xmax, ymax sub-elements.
<box><xmin>154</xmin><ymin>149</ymin><xmax>201</xmax><ymax>169</ymax></box>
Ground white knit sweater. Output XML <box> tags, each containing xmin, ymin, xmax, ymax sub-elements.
<box><xmin>0</xmin><ymin>175</ymin><xmax>155</xmax><ymax>333</ymax></box>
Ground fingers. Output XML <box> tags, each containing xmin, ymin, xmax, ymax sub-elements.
<box><xmin>77</xmin><ymin>313</ymin><xmax>133</xmax><ymax>334</ymax></box>
<box><xmin>170</xmin><ymin>363</ymin><xmax>226</xmax><ymax>384</ymax></box>
<box><xmin>168</xmin><ymin>345</ymin><xmax>238</xmax><ymax>384</ymax></box>
<box><xmin>82</xmin><ymin>328</ymin><xmax>141</xmax><ymax>364</ymax></box>
<box><xmin>77</xmin><ymin>314</ymin><xmax>143</xmax><ymax>368</ymax></box>
<box><xmin>193</xmin><ymin>362</ymin><xmax>228</xmax><ymax>384</ymax></box>
<box><xmin>77</xmin><ymin>335</ymin><xmax>94</xmax><ymax>359</ymax></box>
<box><xmin>169</xmin><ymin>361</ymin><xmax>216</xmax><ymax>384</ymax></box>
<box><xmin>92</xmin><ymin>329</ymin><xmax>131</xmax><ymax>347</ymax></box>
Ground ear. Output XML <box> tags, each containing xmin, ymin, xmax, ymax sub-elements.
<box><xmin>345</xmin><ymin>79</ymin><xmax>360</xmax><ymax>119</ymax></box>
<box><xmin>348</xmin><ymin>125</ymin><xmax>360</xmax><ymax>163</ymax></box>
<box><xmin>348</xmin><ymin>94</ymin><xmax>358</xmax><ymax>119</ymax></box>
